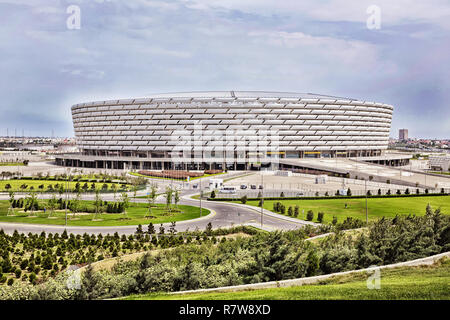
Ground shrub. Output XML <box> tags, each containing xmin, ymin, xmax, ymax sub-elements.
<box><xmin>280</xmin><ymin>205</ymin><xmax>286</xmax><ymax>215</ymax></box>
<box><xmin>306</xmin><ymin>210</ymin><xmax>314</xmax><ymax>221</ymax></box>
<box><xmin>317</xmin><ymin>212</ymin><xmax>324</xmax><ymax>223</ymax></box>
<box><xmin>210</xmin><ymin>190</ymin><xmax>216</xmax><ymax>199</ymax></box>
<box><xmin>396</xmin><ymin>189</ymin><xmax>401</xmax><ymax>195</ymax></box>
<box><xmin>240</xmin><ymin>195</ymin><xmax>247</xmax><ymax>204</ymax></box>
<box><xmin>405</xmin><ymin>188</ymin><xmax>410</xmax><ymax>195</ymax></box>
<box><xmin>294</xmin><ymin>205</ymin><xmax>299</xmax><ymax>217</ymax></box>
<box><xmin>332</xmin><ymin>216</ymin><xmax>338</xmax><ymax>225</ymax></box>
<box><xmin>7</xmin><ymin>278</ymin><xmax>13</xmax><ymax>286</ymax></box>
<box><xmin>280</xmin><ymin>192</ymin><xmax>285</xmax><ymax>198</ymax></box>
<box><xmin>347</xmin><ymin>188</ymin><xmax>352</xmax><ymax>196</ymax></box>
<box><xmin>288</xmin><ymin>206</ymin><xmax>293</xmax><ymax>216</ymax></box>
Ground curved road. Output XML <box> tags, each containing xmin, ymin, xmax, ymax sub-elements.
<box><xmin>0</xmin><ymin>173</ymin><xmax>310</xmax><ymax>235</ymax></box>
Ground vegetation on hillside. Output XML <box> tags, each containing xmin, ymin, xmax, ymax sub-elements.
<box><xmin>0</xmin><ymin>205</ymin><xmax>448</xmax><ymax>300</ymax></box>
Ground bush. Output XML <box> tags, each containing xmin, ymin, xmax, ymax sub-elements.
<box><xmin>306</xmin><ymin>210</ymin><xmax>314</xmax><ymax>221</ymax></box>
<box><xmin>210</xmin><ymin>190</ymin><xmax>216</xmax><ymax>199</ymax></box>
<box><xmin>7</xmin><ymin>278</ymin><xmax>13</xmax><ymax>286</ymax></box>
<box><xmin>280</xmin><ymin>192</ymin><xmax>285</xmax><ymax>198</ymax></box>
<box><xmin>288</xmin><ymin>206</ymin><xmax>293</xmax><ymax>216</ymax></box>
<box><xmin>280</xmin><ymin>205</ymin><xmax>286</xmax><ymax>215</ymax></box>
<box><xmin>294</xmin><ymin>205</ymin><xmax>299</xmax><ymax>218</ymax></box>
<box><xmin>332</xmin><ymin>216</ymin><xmax>338</xmax><ymax>225</ymax></box>
<box><xmin>317</xmin><ymin>212</ymin><xmax>324</xmax><ymax>223</ymax></box>
<box><xmin>240</xmin><ymin>195</ymin><xmax>247</xmax><ymax>204</ymax></box>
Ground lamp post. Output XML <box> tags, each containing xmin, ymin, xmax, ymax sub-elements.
<box><xmin>365</xmin><ymin>179</ymin><xmax>368</xmax><ymax>224</ymax></box>
<box><xmin>261</xmin><ymin>168</ymin><xmax>264</xmax><ymax>228</ymax></box>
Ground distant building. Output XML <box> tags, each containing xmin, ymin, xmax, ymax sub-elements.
<box><xmin>399</xmin><ymin>129</ymin><xmax>408</xmax><ymax>141</ymax></box>
<box><xmin>429</xmin><ymin>156</ymin><xmax>450</xmax><ymax>172</ymax></box>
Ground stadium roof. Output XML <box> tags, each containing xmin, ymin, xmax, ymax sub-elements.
<box><xmin>145</xmin><ymin>91</ymin><xmax>354</xmax><ymax>100</ymax></box>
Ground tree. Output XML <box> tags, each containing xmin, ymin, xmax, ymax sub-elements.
<box><xmin>317</xmin><ymin>212</ymin><xmax>324</xmax><ymax>223</ymax></box>
<box><xmin>147</xmin><ymin>223</ymin><xmax>156</xmax><ymax>235</ymax></box>
<box><xmin>26</xmin><ymin>190</ymin><xmax>38</xmax><ymax>215</ymax></box>
<box><xmin>169</xmin><ymin>222</ymin><xmax>177</xmax><ymax>235</ymax></box>
<box><xmin>306</xmin><ymin>210</ymin><xmax>314</xmax><ymax>221</ymax></box>
<box><xmin>93</xmin><ymin>190</ymin><xmax>102</xmax><ymax>220</ymax></box>
<box><xmin>210</xmin><ymin>190</ymin><xmax>216</xmax><ymax>199</ymax></box>
<box><xmin>165</xmin><ymin>186</ymin><xmax>173</xmax><ymax>211</ymax></box>
<box><xmin>205</xmin><ymin>222</ymin><xmax>213</xmax><ymax>236</ymax></box>
<box><xmin>159</xmin><ymin>224</ymin><xmax>165</xmax><ymax>235</ymax></box>
<box><xmin>120</xmin><ymin>192</ymin><xmax>129</xmax><ymax>217</ymax></box>
<box><xmin>347</xmin><ymin>188</ymin><xmax>352</xmax><ymax>196</ymax></box>
<box><xmin>135</xmin><ymin>224</ymin><xmax>144</xmax><ymax>237</ymax></box>
<box><xmin>258</xmin><ymin>199</ymin><xmax>264</xmax><ymax>207</ymax></box>
<box><xmin>71</xmin><ymin>191</ymin><xmax>82</xmax><ymax>219</ymax></box>
<box><xmin>174</xmin><ymin>189</ymin><xmax>180</xmax><ymax>209</ymax></box>
<box><xmin>7</xmin><ymin>191</ymin><xmax>14</xmax><ymax>216</ymax></box>
<box><xmin>280</xmin><ymin>192</ymin><xmax>285</xmax><ymax>198</ymax></box>
<box><xmin>112</xmin><ymin>184</ymin><xmax>118</xmax><ymax>200</ymax></box>
<box><xmin>240</xmin><ymin>195</ymin><xmax>248</xmax><ymax>204</ymax></box>
<box><xmin>294</xmin><ymin>205</ymin><xmax>299</xmax><ymax>218</ymax></box>
<box><xmin>332</xmin><ymin>216</ymin><xmax>338</xmax><ymax>225</ymax></box>
<box><xmin>378</xmin><ymin>189</ymin><xmax>382</xmax><ymax>195</ymax></box>
<box><xmin>5</xmin><ymin>183</ymin><xmax>11</xmax><ymax>191</ymax></box>
<box><xmin>287</xmin><ymin>206</ymin><xmax>293</xmax><ymax>216</ymax></box>
<box><xmin>48</xmin><ymin>193</ymin><xmax>57</xmax><ymax>217</ymax></box>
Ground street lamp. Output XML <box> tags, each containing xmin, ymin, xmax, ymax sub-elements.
<box><xmin>365</xmin><ymin>179</ymin><xmax>368</xmax><ymax>224</ymax></box>
<box><xmin>260</xmin><ymin>168</ymin><xmax>264</xmax><ymax>228</ymax></box>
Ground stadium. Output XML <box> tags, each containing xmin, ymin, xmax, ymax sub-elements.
<box><xmin>56</xmin><ymin>91</ymin><xmax>394</xmax><ymax>171</ymax></box>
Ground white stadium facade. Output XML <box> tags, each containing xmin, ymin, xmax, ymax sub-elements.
<box><xmin>56</xmin><ymin>91</ymin><xmax>396</xmax><ymax>171</ymax></box>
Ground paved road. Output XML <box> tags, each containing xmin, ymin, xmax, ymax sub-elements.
<box><xmin>0</xmin><ymin>188</ymin><xmax>308</xmax><ymax>235</ymax></box>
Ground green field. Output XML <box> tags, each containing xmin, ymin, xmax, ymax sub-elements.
<box><xmin>0</xmin><ymin>200</ymin><xmax>208</xmax><ymax>226</ymax></box>
<box><xmin>0</xmin><ymin>162</ymin><xmax>25</xmax><ymax>166</ymax></box>
<box><xmin>123</xmin><ymin>258</ymin><xmax>450</xmax><ymax>300</ymax></box>
<box><xmin>238</xmin><ymin>195</ymin><xmax>450</xmax><ymax>223</ymax></box>
<box><xmin>0</xmin><ymin>179</ymin><xmax>130</xmax><ymax>192</ymax></box>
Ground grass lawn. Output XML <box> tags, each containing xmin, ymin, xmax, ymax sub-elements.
<box><xmin>0</xmin><ymin>162</ymin><xmax>25</xmax><ymax>166</ymax></box>
<box><xmin>0</xmin><ymin>179</ymin><xmax>129</xmax><ymax>192</ymax></box>
<box><xmin>122</xmin><ymin>258</ymin><xmax>450</xmax><ymax>300</ymax></box>
<box><xmin>0</xmin><ymin>200</ymin><xmax>208</xmax><ymax>226</ymax></box>
<box><xmin>430</xmin><ymin>171</ymin><xmax>450</xmax><ymax>176</ymax></box>
<box><xmin>235</xmin><ymin>195</ymin><xmax>450</xmax><ymax>223</ymax></box>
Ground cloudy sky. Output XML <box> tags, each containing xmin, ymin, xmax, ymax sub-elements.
<box><xmin>0</xmin><ymin>0</ymin><xmax>449</xmax><ymax>138</ymax></box>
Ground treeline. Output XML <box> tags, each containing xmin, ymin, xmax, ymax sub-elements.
<box><xmin>1</xmin><ymin>205</ymin><xmax>448</xmax><ymax>300</ymax></box>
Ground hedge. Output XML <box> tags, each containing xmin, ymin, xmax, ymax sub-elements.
<box><xmin>207</xmin><ymin>192</ymin><xmax>449</xmax><ymax>202</ymax></box>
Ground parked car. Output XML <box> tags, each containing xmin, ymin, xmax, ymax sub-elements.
<box><xmin>258</xmin><ymin>185</ymin><xmax>263</xmax><ymax>189</ymax></box>
<box><xmin>296</xmin><ymin>192</ymin><xmax>304</xmax><ymax>196</ymax></box>
<box><xmin>250</xmin><ymin>184</ymin><xmax>257</xmax><ymax>189</ymax></box>
<box><xmin>192</xmin><ymin>184</ymin><xmax>198</xmax><ymax>189</ymax></box>
<box><xmin>240</xmin><ymin>185</ymin><xmax>247</xmax><ymax>189</ymax></box>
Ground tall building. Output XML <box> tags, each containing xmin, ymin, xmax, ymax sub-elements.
<box><xmin>56</xmin><ymin>91</ymin><xmax>394</xmax><ymax>170</ymax></box>
<box><xmin>399</xmin><ymin>129</ymin><xmax>408</xmax><ymax>141</ymax></box>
